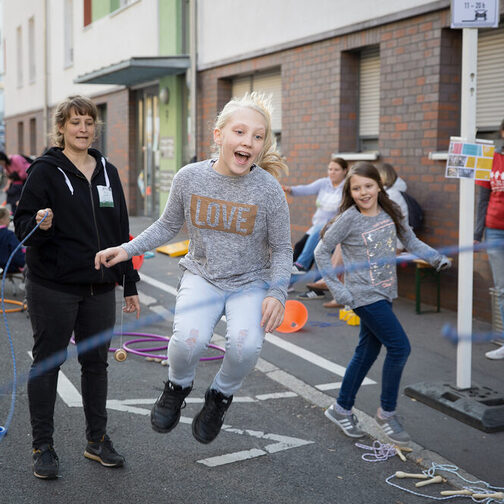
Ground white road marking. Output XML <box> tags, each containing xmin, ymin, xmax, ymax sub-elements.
<box><xmin>315</xmin><ymin>382</ymin><xmax>343</xmax><ymax>391</ymax></box>
<box><xmin>149</xmin><ymin>305</ymin><xmax>173</xmax><ymax>318</ymax></box>
<box><xmin>107</xmin><ymin>393</ymin><xmax>295</xmax><ymax>409</ymax></box>
<box><xmin>139</xmin><ymin>273</ymin><xmax>178</xmax><ymax>296</ymax></box>
<box><xmin>28</xmin><ymin>351</ymin><xmax>82</xmax><ymax>407</ymax></box>
<box><xmin>264</xmin><ymin>332</ymin><xmax>376</xmax><ymax>385</ymax></box>
<box><xmin>137</xmin><ymin>290</ymin><xmax>158</xmax><ymax>306</ymax></box>
<box><xmin>197</xmin><ymin>429</ymin><xmax>313</xmax><ymax>467</ymax></box>
<box><xmin>255</xmin><ymin>391</ymin><xmax>297</xmax><ymax>400</ymax></box>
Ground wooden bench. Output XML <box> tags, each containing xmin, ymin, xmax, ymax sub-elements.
<box><xmin>413</xmin><ymin>258</ymin><xmax>451</xmax><ymax>314</ymax></box>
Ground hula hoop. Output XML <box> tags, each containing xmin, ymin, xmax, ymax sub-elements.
<box><xmin>116</xmin><ymin>332</ymin><xmax>225</xmax><ymax>362</ymax></box>
<box><xmin>70</xmin><ymin>331</ymin><xmax>225</xmax><ymax>362</ymax></box>
<box><xmin>0</xmin><ymin>299</ymin><xmax>27</xmax><ymax>313</ymax></box>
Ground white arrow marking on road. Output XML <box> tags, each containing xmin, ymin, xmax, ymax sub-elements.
<box><xmin>28</xmin><ymin>352</ymin><xmax>314</xmax><ymax>467</ymax></box>
<box><xmin>104</xmin><ymin>400</ymin><xmax>314</xmax><ymax>468</ymax></box>
<box><xmin>197</xmin><ymin>429</ymin><xmax>314</xmax><ymax>467</ymax></box>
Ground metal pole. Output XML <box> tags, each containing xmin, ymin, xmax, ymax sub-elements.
<box><xmin>42</xmin><ymin>0</ymin><xmax>49</xmax><ymax>146</ymax></box>
<box><xmin>188</xmin><ymin>0</ymin><xmax>197</xmax><ymax>160</ymax></box>
<box><xmin>456</xmin><ymin>27</ymin><xmax>478</xmax><ymax>389</ymax></box>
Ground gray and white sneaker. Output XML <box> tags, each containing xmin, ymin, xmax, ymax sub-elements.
<box><xmin>374</xmin><ymin>413</ymin><xmax>410</xmax><ymax>446</ymax></box>
<box><xmin>324</xmin><ymin>404</ymin><xmax>365</xmax><ymax>438</ymax></box>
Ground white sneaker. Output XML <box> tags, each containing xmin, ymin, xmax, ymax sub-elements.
<box><xmin>485</xmin><ymin>345</ymin><xmax>504</xmax><ymax>360</ymax></box>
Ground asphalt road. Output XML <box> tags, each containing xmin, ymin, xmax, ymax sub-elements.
<box><xmin>0</xmin><ymin>217</ymin><xmax>502</xmax><ymax>503</ymax></box>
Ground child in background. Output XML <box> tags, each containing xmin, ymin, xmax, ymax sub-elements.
<box><xmin>283</xmin><ymin>157</ymin><xmax>348</xmax><ymax>277</ymax></box>
<box><xmin>0</xmin><ymin>207</ymin><xmax>25</xmax><ymax>273</ymax></box>
<box><xmin>0</xmin><ymin>151</ymin><xmax>31</xmax><ymax>214</ymax></box>
<box><xmin>376</xmin><ymin>163</ymin><xmax>409</xmax><ymax>252</ymax></box>
<box><xmin>95</xmin><ymin>92</ymin><xmax>292</xmax><ymax>445</ymax></box>
<box><xmin>315</xmin><ymin>162</ymin><xmax>450</xmax><ymax>445</ymax></box>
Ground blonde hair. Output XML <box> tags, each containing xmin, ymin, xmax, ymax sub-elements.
<box><xmin>51</xmin><ymin>95</ymin><xmax>100</xmax><ymax>148</ymax></box>
<box><xmin>0</xmin><ymin>207</ymin><xmax>10</xmax><ymax>223</ymax></box>
<box><xmin>213</xmin><ymin>92</ymin><xmax>288</xmax><ymax>179</ymax></box>
<box><xmin>376</xmin><ymin>162</ymin><xmax>398</xmax><ymax>188</ymax></box>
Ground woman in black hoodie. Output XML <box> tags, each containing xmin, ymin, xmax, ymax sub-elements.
<box><xmin>14</xmin><ymin>95</ymin><xmax>140</xmax><ymax>479</ymax></box>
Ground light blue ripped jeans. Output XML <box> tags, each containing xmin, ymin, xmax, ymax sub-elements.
<box><xmin>486</xmin><ymin>227</ymin><xmax>504</xmax><ymax>330</ymax></box>
<box><xmin>167</xmin><ymin>271</ymin><xmax>267</xmax><ymax>396</ymax></box>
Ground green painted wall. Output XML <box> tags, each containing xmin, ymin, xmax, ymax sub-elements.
<box><xmin>157</xmin><ymin>0</ymin><xmax>188</xmax><ymax>214</ymax></box>
<box><xmin>91</xmin><ymin>0</ymin><xmax>110</xmax><ymax>21</ymax></box>
<box><xmin>158</xmin><ymin>74</ymin><xmax>185</xmax><ymax>211</ymax></box>
<box><xmin>159</xmin><ymin>0</ymin><xmax>182</xmax><ymax>55</ymax></box>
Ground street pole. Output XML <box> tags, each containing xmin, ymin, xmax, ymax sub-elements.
<box><xmin>456</xmin><ymin>27</ymin><xmax>477</xmax><ymax>390</ymax></box>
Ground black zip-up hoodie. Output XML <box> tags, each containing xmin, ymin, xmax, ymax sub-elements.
<box><xmin>14</xmin><ymin>147</ymin><xmax>139</xmax><ymax>296</ymax></box>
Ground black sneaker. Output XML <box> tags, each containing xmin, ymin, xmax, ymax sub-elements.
<box><xmin>33</xmin><ymin>444</ymin><xmax>59</xmax><ymax>479</ymax></box>
<box><xmin>291</xmin><ymin>264</ymin><xmax>308</xmax><ymax>275</ymax></box>
<box><xmin>192</xmin><ymin>388</ymin><xmax>233</xmax><ymax>444</ymax></box>
<box><xmin>151</xmin><ymin>380</ymin><xmax>192</xmax><ymax>433</ymax></box>
<box><xmin>297</xmin><ymin>288</ymin><xmax>325</xmax><ymax>300</ymax></box>
<box><xmin>84</xmin><ymin>434</ymin><xmax>125</xmax><ymax>467</ymax></box>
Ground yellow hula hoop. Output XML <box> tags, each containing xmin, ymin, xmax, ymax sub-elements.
<box><xmin>0</xmin><ymin>299</ymin><xmax>27</xmax><ymax>313</ymax></box>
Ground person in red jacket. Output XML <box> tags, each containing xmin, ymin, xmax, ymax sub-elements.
<box><xmin>474</xmin><ymin>119</ymin><xmax>504</xmax><ymax>360</ymax></box>
<box><xmin>0</xmin><ymin>151</ymin><xmax>31</xmax><ymax>214</ymax></box>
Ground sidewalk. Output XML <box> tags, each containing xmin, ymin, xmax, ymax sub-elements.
<box><xmin>129</xmin><ymin>215</ymin><xmax>503</xmax><ymax>488</ymax></box>
<box><xmin>286</xmin><ymin>279</ymin><xmax>503</xmax><ymax>487</ymax></box>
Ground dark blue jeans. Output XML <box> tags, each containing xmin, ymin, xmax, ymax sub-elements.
<box><xmin>337</xmin><ymin>300</ymin><xmax>411</xmax><ymax>412</ymax></box>
<box><xmin>26</xmin><ymin>279</ymin><xmax>116</xmax><ymax>447</ymax></box>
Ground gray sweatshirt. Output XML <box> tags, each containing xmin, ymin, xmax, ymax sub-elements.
<box><xmin>314</xmin><ymin>205</ymin><xmax>444</xmax><ymax>309</ymax></box>
<box><xmin>123</xmin><ymin>160</ymin><xmax>292</xmax><ymax>304</ymax></box>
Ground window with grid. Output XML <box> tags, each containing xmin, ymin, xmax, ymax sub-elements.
<box><xmin>231</xmin><ymin>71</ymin><xmax>282</xmax><ymax>151</ymax></box>
<box><xmin>359</xmin><ymin>47</ymin><xmax>380</xmax><ymax>152</ymax></box>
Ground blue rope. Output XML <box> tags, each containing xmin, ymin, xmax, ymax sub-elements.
<box><xmin>0</xmin><ymin>228</ymin><xmax>502</xmax><ymax>441</ymax></box>
<box><xmin>0</xmin><ymin>212</ymin><xmax>47</xmax><ymax>440</ymax></box>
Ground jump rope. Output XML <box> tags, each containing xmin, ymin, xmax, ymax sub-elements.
<box><xmin>1</xmin><ymin>215</ymin><xmax>503</xmax><ymax>441</ymax></box>
<box><xmin>0</xmin><ymin>211</ymin><xmax>48</xmax><ymax>439</ymax></box>
<box><xmin>355</xmin><ymin>440</ymin><xmax>504</xmax><ymax>502</ymax></box>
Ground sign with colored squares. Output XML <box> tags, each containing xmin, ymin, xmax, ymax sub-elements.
<box><xmin>445</xmin><ymin>138</ymin><xmax>495</xmax><ymax>181</ymax></box>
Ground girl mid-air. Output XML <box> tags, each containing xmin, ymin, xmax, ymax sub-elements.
<box><xmin>95</xmin><ymin>92</ymin><xmax>292</xmax><ymax>445</ymax></box>
<box><xmin>315</xmin><ymin>161</ymin><xmax>450</xmax><ymax>445</ymax></box>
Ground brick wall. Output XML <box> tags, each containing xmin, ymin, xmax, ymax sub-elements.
<box><xmin>93</xmin><ymin>88</ymin><xmax>137</xmax><ymax>213</ymax></box>
<box><xmin>196</xmin><ymin>7</ymin><xmax>496</xmax><ymax>321</ymax></box>
<box><xmin>5</xmin><ymin>109</ymin><xmax>46</xmax><ymax>157</ymax></box>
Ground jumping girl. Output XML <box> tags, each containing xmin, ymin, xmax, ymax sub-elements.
<box><xmin>95</xmin><ymin>92</ymin><xmax>292</xmax><ymax>444</ymax></box>
<box><xmin>315</xmin><ymin>162</ymin><xmax>450</xmax><ymax>445</ymax></box>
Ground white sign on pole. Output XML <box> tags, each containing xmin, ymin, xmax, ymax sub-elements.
<box><xmin>451</xmin><ymin>0</ymin><xmax>499</xmax><ymax>28</ymax></box>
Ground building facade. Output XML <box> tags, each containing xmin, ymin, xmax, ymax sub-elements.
<box><xmin>3</xmin><ymin>0</ymin><xmax>191</xmax><ymax>216</ymax></box>
<box><xmin>195</xmin><ymin>0</ymin><xmax>504</xmax><ymax>320</ymax></box>
<box><xmin>3</xmin><ymin>0</ymin><xmax>504</xmax><ymax>320</ymax></box>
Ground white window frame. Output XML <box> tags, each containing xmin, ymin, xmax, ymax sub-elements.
<box><xmin>358</xmin><ymin>47</ymin><xmax>380</xmax><ymax>152</ymax></box>
<box><xmin>16</xmin><ymin>26</ymin><xmax>23</xmax><ymax>88</ymax></box>
<box><xmin>231</xmin><ymin>71</ymin><xmax>282</xmax><ymax>149</ymax></box>
<box><xmin>64</xmin><ymin>0</ymin><xmax>74</xmax><ymax>68</ymax></box>
<box><xmin>28</xmin><ymin>17</ymin><xmax>36</xmax><ymax>83</ymax></box>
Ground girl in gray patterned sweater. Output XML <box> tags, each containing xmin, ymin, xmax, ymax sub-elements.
<box><xmin>315</xmin><ymin>162</ymin><xmax>450</xmax><ymax>445</ymax></box>
<box><xmin>95</xmin><ymin>92</ymin><xmax>292</xmax><ymax>444</ymax></box>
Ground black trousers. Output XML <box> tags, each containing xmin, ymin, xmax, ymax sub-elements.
<box><xmin>26</xmin><ymin>278</ymin><xmax>116</xmax><ymax>447</ymax></box>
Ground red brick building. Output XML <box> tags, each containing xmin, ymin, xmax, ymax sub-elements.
<box><xmin>196</xmin><ymin>3</ymin><xmax>504</xmax><ymax>321</ymax></box>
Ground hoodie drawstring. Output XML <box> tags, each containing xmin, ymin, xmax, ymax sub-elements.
<box><xmin>57</xmin><ymin>167</ymin><xmax>74</xmax><ymax>195</ymax></box>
